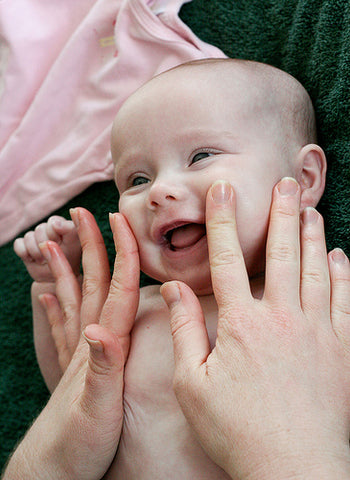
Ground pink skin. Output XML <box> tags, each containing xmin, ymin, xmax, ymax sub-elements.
<box><xmin>113</xmin><ymin>70</ymin><xmax>325</xmax><ymax>296</ymax></box>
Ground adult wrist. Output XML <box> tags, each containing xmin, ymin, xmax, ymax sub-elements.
<box><xmin>3</xmin><ymin>440</ymin><xmax>65</xmax><ymax>480</ymax></box>
<box><xmin>2</xmin><ymin>410</ymin><xmax>76</xmax><ymax>480</ymax></box>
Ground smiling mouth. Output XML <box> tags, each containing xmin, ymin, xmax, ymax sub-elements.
<box><xmin>164</xmin><ymin>223</ymin><xmax>206</xmax><ymax>251</ymax></box>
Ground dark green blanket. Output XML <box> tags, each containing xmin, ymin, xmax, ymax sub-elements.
<box><xmin>1</xmin><ymin>0</ymin><xmax>349</xmax><ymax>470</ymax></box>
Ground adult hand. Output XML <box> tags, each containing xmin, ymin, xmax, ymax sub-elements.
<box><xmin>161</xmin><ymin>178</ymin><xmax>350</xmax><ymax>480</ymax></box>
<box><xmin>3</xmin><ymin>209</ymin><xmax>139</xmax><ymax>480</ymax></box>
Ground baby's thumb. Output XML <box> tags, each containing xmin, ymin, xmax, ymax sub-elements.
<box><xmin>81</xmin><ymin>324</ymin><xmax>124</xmax><ymax>424</ymax></box>
<box><xmin>161</xmin><ymin>281</ymin><xmax>210</xmax><ymax>376</ymax></box>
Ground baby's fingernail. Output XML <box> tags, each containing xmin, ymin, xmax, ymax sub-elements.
<box><xmin>52</xmin><ymin>218</ymin><xmax>63</xmax><ymax>228</ymax></box>
<box><xmin>211</xmin><ymin>181</ymin><xmax>233</xmax><ymax>204</ymax></box>
<box><xmin>277</xmin><ymin>177</ymin><xmax>299</xmax><ymax>196</ymax></box>
<box><xmin>330</xmin><ymin>248</ymin><xmax>348</xmax><ymax>265</ymax></box>
<box><xmin>302</xmin><ymin>207</ymin><xmax>319</xmax><ymax>225</ymax></box>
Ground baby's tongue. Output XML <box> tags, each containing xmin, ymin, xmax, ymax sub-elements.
<box><xmin>170</xmin><ymin>224</ymin><xmax>206</xmax><ymax>249</ymax></box>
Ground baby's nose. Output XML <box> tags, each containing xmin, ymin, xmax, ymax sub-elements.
<box><xmin>147</xmin><ymin>181</ymin><xmax>182</xmax><ymax>208</ymax></box>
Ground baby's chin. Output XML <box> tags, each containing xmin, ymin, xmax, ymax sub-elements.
<box><xmin>144</xmin><ymin>268</ymin><xmax>214</xmax><ymax>297</ymax></box>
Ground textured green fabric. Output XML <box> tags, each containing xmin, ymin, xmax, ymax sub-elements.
<box><xmin>1</xmin><ymin>0</ymin><xmax>349</xmax><ymax>470</ymax></box>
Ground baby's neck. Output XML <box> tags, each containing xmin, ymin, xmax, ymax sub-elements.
<box><xmin>197</xmin><ymin>272</ymin><xmax>265</xmax><ymax>302</ymax></box>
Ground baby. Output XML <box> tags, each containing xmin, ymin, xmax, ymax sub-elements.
<box><xmin>14</xmin><ymin>58</ymin><xmax>326</xmax><ymax>479</ymax></box>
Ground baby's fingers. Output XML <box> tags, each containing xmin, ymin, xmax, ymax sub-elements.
<box><xmin>328</xmin><ymin>249</ymin><xmax>350</xmax><ymax>350</ymax></box>
<box><xmin>13</xmin><ymin>217</ymin><xmax>70</xmax><ymax>264</ymax></box>
<box><xmin>13</xmin><ymin>237</ymin><xmax>32</xmax><ymax>262</ymax></box>
<box><xmin>14</xmin><ymin>231</ymin><xmax>43</xmax><ymax>263</ymax></box>
<box><xmin>48</xmin><ymin>216</ymin><xmax>75</xmax><ymax>238</ymax></box>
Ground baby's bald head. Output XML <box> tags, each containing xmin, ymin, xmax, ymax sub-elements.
<box><xmin>153</xmin><ymin>58</ymin><xmax>316</xmax><ymax>146</ymax></box>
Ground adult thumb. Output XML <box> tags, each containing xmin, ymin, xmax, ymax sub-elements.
<box><xmin>160</xmin><ymin>281</ymin><xmax>211</xmax><ymax>374</ymax></box>
<box><xmin>81</xmin><ymin>324</ymin><xmax>124</xmax><ymax>423</ymax></box>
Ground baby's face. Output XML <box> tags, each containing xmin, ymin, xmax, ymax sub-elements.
<box><xmin>112</xmin><ymin>69</ymin><xmax>296</xmax><ymax>294</ymax></box>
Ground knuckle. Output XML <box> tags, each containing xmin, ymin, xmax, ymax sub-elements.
<box><xmin>301</xmin><ymin>268</ymin><xmax>329</xmax><ymax>286</ymax></box>
<box><xmin>209</xmin><ymin>214</ymin><xmax>235</xmax><ymax>230</ymax></box>
<box><xmin>211</xmin><ymin>248</ymin><xmax>242</xmax><ymax>269</ymax></box>
<box><xmin>62</xmin><ymin>302</ymin><xmax>79</xmax><ymax>324</ymax></box>
<box><xmin>334</xmin><ymin>303</ymin><xmax>350</xmax><ymax>317</ymax></box>
<box><xmin>82</xmin><ymin>277</ymin><xmax>101</xmax><ymax>299</ymax></box>
<box><xmin>267</xmin><ymin>242</ymin><xmax>298</xmax><ymax>263</ymax></box>
<box><xmin>273</xmin><ymin>202</ymin><xmax>298</xmax><ymax>219</ymax></box>
<box><xmin>171</xmin><ymin>320</ymin><xmax>196</xmax><ymax>354</ymax></box>
<box><xmin>332</xmin><ymin>271</ymin><xmax>350</xmax><ymax>285</ymax></box>
<box><xmin>109</xmin><ymin>275</ymin><xmax>135</xmax><ymax>297</ymax></box>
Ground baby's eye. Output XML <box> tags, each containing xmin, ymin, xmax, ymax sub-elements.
<box><xmin>191</xmin><ymin>152</ymin><xmax>214</xmax><ymax>164</ymax></box>
<box><xmin>131</xmin><ymin>176</ymin><xmax>149</xmax><ymax>187</ymax></box>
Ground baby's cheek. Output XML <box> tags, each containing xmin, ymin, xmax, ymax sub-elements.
<box><xmin>237</xmin><ymin>204</ymin><xmax>270</xmax><ymax>272</ymax></box>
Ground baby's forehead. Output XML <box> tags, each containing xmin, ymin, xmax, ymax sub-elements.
<box><xmin>114</xmin><ymin>59</ymin><xmax>295</xmax><ymax>125</ymax></box>
<box><xmin>112</xmin><ymin>59</ymin><xmax>309</xmax><ymax>161</ymax></box>
<box><xmin>114</xmin><ymin>63</ymin><xmax>255</xmax><ymax>131</ymax></box>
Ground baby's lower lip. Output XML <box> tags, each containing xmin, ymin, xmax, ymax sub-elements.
<box><xmin>163</xmin><ymin>230</ymin><xmax>207</xmax><ymax>257</ymax></box>
<box><xmin>163</xmin><ymin>223</ymin><xmax>206</xmax><ymax>251</ymax></box>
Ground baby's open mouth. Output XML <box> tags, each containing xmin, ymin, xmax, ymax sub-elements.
<box><xmin>164</xmin><ymin>223</ymin><xmax>206</xmax><ymax>250</ymax></box>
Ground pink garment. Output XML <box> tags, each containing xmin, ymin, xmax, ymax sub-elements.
<box><xmin>0</xmin><ymin>0</ymin><xmax>226</xmax><ymax>246</ymax></box>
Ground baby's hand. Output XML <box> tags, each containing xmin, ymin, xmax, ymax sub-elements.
<box><xmin>14</xmin><ymin>216</ymin><xmax>81</xmax><ymax>283</ymax></box>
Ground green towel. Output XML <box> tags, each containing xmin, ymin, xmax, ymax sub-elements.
<box><xmin>1</xmin><ymin>0</ymin><xmax>349</xmax><ymax>470</ymax></box>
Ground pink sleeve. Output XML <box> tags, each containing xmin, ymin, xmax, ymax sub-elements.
<box><xmin>0</xmin><ymin>0</ymin><xmax>226</xmax><ymax>245</ymax></box>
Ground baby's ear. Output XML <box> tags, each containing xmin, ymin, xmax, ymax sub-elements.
<box><xmin>297</xmin><ymin>144</ymin><xmax>327</xmax><ymax>210</ymax></box>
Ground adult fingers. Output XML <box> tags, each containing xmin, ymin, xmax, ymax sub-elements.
<box><xmin>328</xmin><ymin>249</ymin><xmax>350</xmax><ymax>348</ymax></box>
<box><xmin>161</xmin><ymin>281</ymin><xmax>210</xmax><ymax>381</ymax></box>
<box><xmin>40</xmin><ymin>241</ymin><xmax>82</xmax><ymax>353</ymax></box>
<box><xmin>70</xmin><ymin>208</ymin><xmax>111</xmax><ymax>331</ymax></box>
<box><xmin>39</xmin><ymin>293</ymin><xmax>72</xmax><ymax>372</ymax></box>
<box><xmin>263</xmin><ymin>177</ymin><xmax>301</xmax><ymax>305</ymax></box>
<box><xmin>299</xmin><ymin>208</ymin><xmax>330</xmax><ymax>321</ymax></box>
<box><xmin>205</xmin><ymin>181</ymin><xmax>251</xmax><ymax>312</ymax></box>
<box><xmin>99</xmin><ymin>213</ymin><xmax>140</xmax><ymax>358</ymax></box>
<box><xmin>81</xmin><ymin>323</ymin><xmax>124</xmax><ymax>431</ymax></box>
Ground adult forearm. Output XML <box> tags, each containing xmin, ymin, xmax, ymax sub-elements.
<box><xmin>2</xmin><ymin>430</ymin><xmax>68</xmax><ymax>480</ymax></box>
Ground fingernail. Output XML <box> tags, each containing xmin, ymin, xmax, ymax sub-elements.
<box><xmin>302</xmin><ymin>207</ymin><xmax>319</xmax><ymax>225</ymax></box>
<box><xmin>277</xmin><ymin>177</ymin><xmax>299</xmax><ymax>196</ymax></box>
<box><xmin>109</xmin><ymin>212</ymin><xmax>115</xmax><ymax>226</ymax></box>
<box><xmin>82</xmin><ymin>330</ymin><xmax>104</xmax><ymax>353</ymax></box>
<box><xmin>330</xmin><ymin>248</ymin><xmax>347</xmax><ymax>265</ymax></box>
<box><xmin>160</xmin><ymin>282</ymin><xmax>181</xmax><ymax>308</ymax></box>
<box><xmin>70</xmin><ymin>208</ymin><xmax>79</xmax><ymax>227</ymax></box>
<box><xmin>39</xmin><ymin>242</ymin><xmax>51</xmax><ymax>261</ymax></box>
<box><xmin>211</xmin><ymin>181</ymin><xmax>232</xmax><ymax>204</ymax></box>
<box><xmin>38</xmin><ymin>294</ymin><xmax>47</xmax><ymax>308</ymax></box>
<box><xmin>52</xmin><ymin>218</ymin><xmax>63</xmax><ymax>229</ymax></box>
